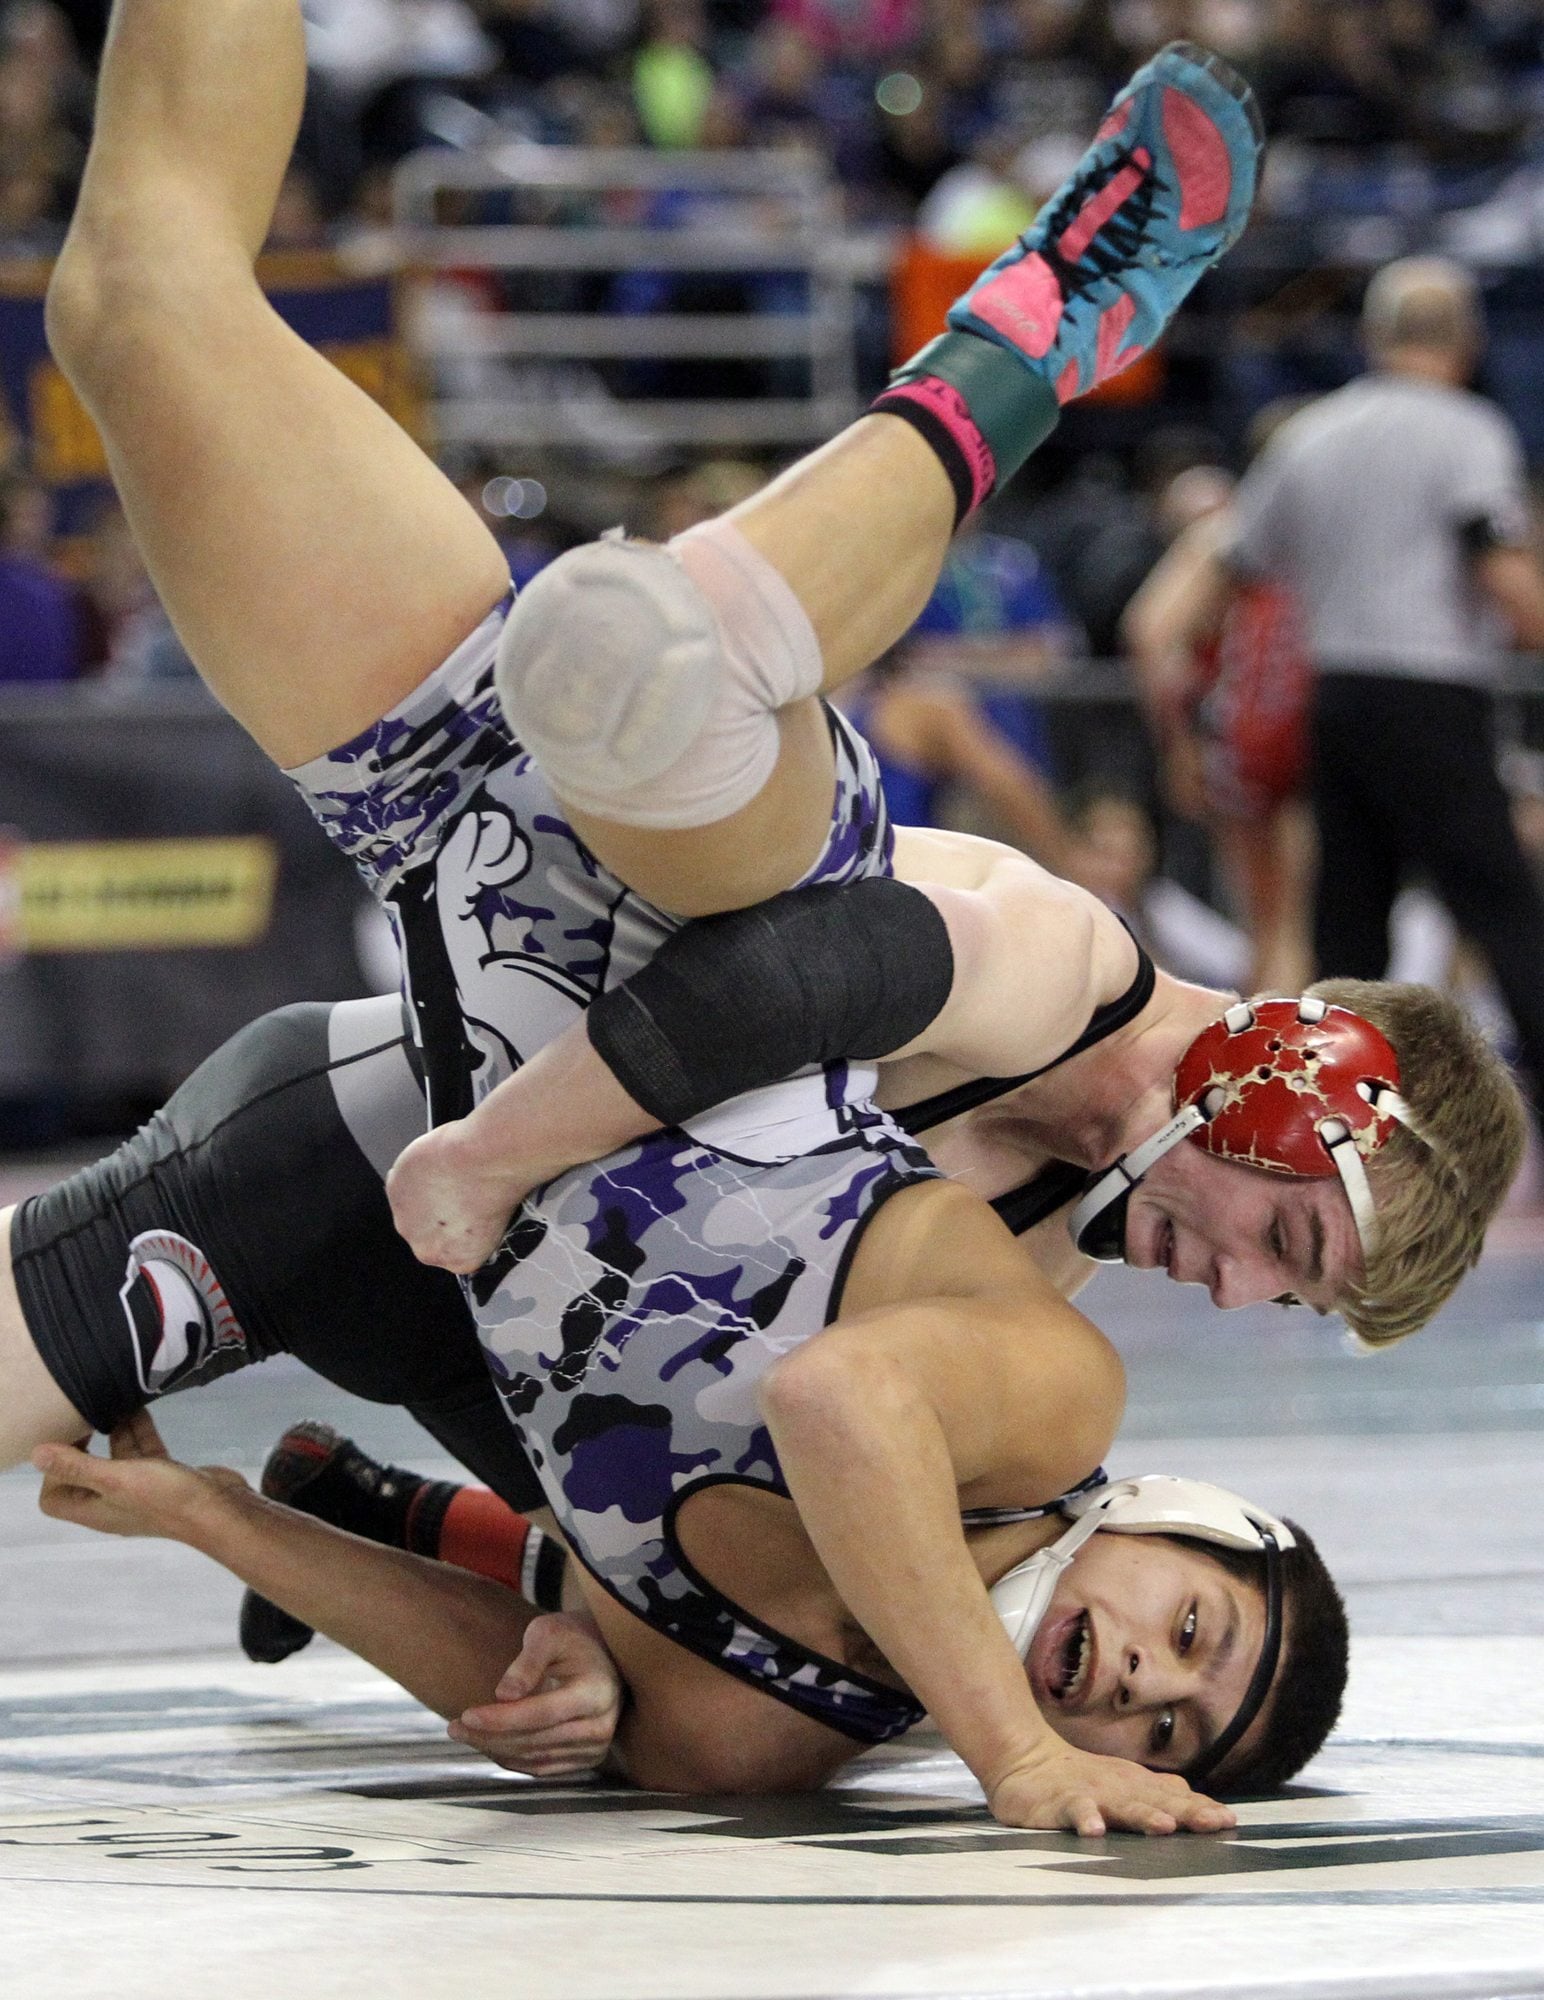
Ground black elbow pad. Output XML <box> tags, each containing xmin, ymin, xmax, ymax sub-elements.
<box><xmin>586</xmin><ymin>876</ymin><xmax>956</xmax><ymax>1127</ymax></box>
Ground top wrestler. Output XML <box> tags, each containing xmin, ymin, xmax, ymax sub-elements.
<box><xmin>23</xmin><ymin>0</ymin><xmax>1513</xmax><ymax>1836</ymax></box>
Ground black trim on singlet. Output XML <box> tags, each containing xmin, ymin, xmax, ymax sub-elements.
<box><xmin>656</xmin><ymin>1472</ymin><xmax>926</xmax><ymax>1743</ymax></box>
<box><xmin>987</xmin><ymin>1159</ymin><xmax>1091</xmax><ymax>1237</ymax></box>
<box><xmin>898</xmin><ymin>939</ymin><xmax>1156</xmax><ymax>1137</ymax></box>
<box><xmin>895</xmin><ymin>937</ymin><xmax>1157</xmax><ymax>1242</ymax></box>
<box><xmin>390</xmin><ymin>856</ymin><xmax>476</xmax><ymax>1127</ymax></box>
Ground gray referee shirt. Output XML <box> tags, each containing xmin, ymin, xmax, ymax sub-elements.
<box><xmin>1222</xmin><ymin>373</ymin><xmax>1531</xmax><ymax>686</ymax></box>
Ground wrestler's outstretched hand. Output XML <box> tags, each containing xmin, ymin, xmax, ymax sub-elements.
<box><xmin>33</xmin><ymin>1411</ymin><xmax>248</xmax><ymax>1542</ymax></box>
<box><xmin>448</xmin><ymin>1612</ymin><xmax>624</xmax><ymax>1779</ymax></box>
<box><xmin>387</xmin><ymin>1119</ymin><xmax>530</xmax><ymax>1273</ymax></box>
<box><xmin>988</xmin><ymin>1737</ymin><xmax>1236</xmax><ymax>1838</ymax></box>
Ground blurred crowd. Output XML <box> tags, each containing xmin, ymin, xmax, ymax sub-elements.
<box><xmin>7</xmin><ymin>0</ymin><xmax>1544</xmax><ymax>1118</ymax></box>
<box><xmin>2</xmin><ymin>0</ymin><xmax>1543</xmax><ymax>245</ymax></box>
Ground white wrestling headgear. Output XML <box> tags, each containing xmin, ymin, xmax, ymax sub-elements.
<box><xmin>990</xmin><ymin>1475</ymin><xmax>1295</xmax><ymax>1782</ymax></box>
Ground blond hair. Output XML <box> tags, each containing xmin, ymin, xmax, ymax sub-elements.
<box><xmin>1308</xmin><ymin>979</ymin><xmax>1526</xmax><ymax>1346</ymax></box>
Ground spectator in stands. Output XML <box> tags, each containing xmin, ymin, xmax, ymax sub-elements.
<box><xmin>1025</xmin><ymin>427</ymin><xmax>1222</xmax><ymax>659</ymax></box>
<box><xmin>1070</xmin><ymin>788</ymin><xmax>1253</xmax><ymax>991</ymax></box>
<box><xmin>631</xmin><ymin>0</ymin><xmax>714</xmax><ymax>149</ymax></box>
<box><xmin>1219</xmin><ymin>255</ymin><xmax>1544</xmax><ymax>1130</ymax></box>
<box><xmin>650</xmin><ymin>456</ymin><xmax>765</xmax><ymax>539</ymax></box>
<box><xmin>76</xmin><ymin>495</ymin><xmax>193</xmax><ymax>680</ymax></box>
<box><xmin>470</xmin><ymin>0</ymin><xmax>601</xmax><ymax>90</ymax></box>
<box><xmin>0</xmin><ymin>0</ymin><xmax>87</xmax><ymax>243</ymax></box>
<box><xmin>0</xmin><ymin>464</ymin><xmax>81</xmax><ymax>682</ymax></box>
<box><xmin>841</xmin><ymin>649</ymin><xmax>1081</xmax><ymax>876</ymax></box>
<box><xmin>840</xmin><ymin>518</ymin><xmax>1080</xmax><ymax>866</ymax></box>
<box><xmin>770</xmin><ymin>0</ymin><xmax>918</xmax><ymax>66</ymax></box>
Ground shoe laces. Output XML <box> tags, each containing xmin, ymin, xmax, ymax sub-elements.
<box><xmin>1038</xmin><ymin>143</ymin><xmax>1195</xmax><ymax>307</ymax></box>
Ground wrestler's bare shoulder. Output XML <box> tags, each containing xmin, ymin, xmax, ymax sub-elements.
<box><xmin>841</xmin><ymin>1176</ymin><xmax>1088</xmax><ymax>1323</ymax></box>
<box><xmin>883</xmin><ymin>826</ymin><xmax>1140</xmax><ymax>1088</ymax></box>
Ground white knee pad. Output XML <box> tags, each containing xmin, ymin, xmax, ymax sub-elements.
<box><xmin>494</xmin><ymin>520</ymin><xmax>823</xmax><ymax>829</ymax></box>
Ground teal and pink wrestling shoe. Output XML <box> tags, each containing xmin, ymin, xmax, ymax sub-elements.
<box><xmin>876</xmin><ymin>43</ymin><xmax>1264</xmax><ymax>518</ymax></box>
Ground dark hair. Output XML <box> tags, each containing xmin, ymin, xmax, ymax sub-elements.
<box><xmin>1165</xmin><ymin>1522</ymin><xmax>1350</xmax><ymax>1795</ymax></box>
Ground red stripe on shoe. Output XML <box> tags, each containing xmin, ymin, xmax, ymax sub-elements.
<box><xmin>1055</xmin><ymin>357</ymin><xmax>1081</xmax><ymax>405</ymax></box>
<box><xmin>967</xmin><ymin>253</ymin><xmax>1064</xmax><ymax>359</ymax></box>
<box><xmin>1094</xmin><ymin>102</ymin><xmax>1131</xmax><ymax>145</ymax></box>
<box><xmin>1058</xmin><ymin>152</ymin><xmax>1149</xmax><ymax>262</ymax></box>
<box><xmin>1163</xmin><ymin>86</ymin><xmax>1230</xmax><ymax>230</ymax></box>
<box><xmin>1094</xmin><ymin>291</ymin><xmax>1139</xmax><ymax>384</ymax></box>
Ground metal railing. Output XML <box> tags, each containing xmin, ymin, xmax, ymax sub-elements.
<box><xmin>390</xmin><ymin>144</ymin><xmax>867</xmax><ymax>453</ymax></box>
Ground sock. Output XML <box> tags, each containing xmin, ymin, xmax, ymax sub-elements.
<box><xmin>436</xmin><ymin>1487</ymin><xmax>567</xmax><ymax>1610</ymax></box>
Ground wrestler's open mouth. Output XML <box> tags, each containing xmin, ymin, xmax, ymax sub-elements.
<box><xmin>1048</xmin><ymin>1608</ymin><xmax>1094</xmax><ymax>1704</ymax></box>
<box><xmin>1160</xmin><ymin>1219</ymin><xmax>1175</xmax><ymax>1277</ymax></box>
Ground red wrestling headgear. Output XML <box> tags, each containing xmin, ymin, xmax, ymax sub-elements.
<box><xmin>1070</xmin><ymin>997</ymin><xmax>1417</xmax><ymax>1261</ymax></box>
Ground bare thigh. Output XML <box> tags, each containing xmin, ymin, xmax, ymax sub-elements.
<box><xmin>52</xmin><ymin>233</ymin><xmax>511</xmax><ymax>769</ymax></box>
<box><xmin>0</xmin><ymin>1207</ymin><xmax>90</xmax><ymax>1468</ymax></box>
<box><xmin>548</xmin><ymin>417</ymin><xmax>954</xmax><ymax>916</ymax></box>
<box><xmin>561</xmin><ymin>700</ymin><xmax>838</xmax><ymax>917</ymax></box>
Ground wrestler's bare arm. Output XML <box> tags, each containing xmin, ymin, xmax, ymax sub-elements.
<box><xmin>33</xmin><ymin>1417</ymin><xmax>620</xmax><ymax>1778</ymax></box>
<box><xmin>387</xmin><ymin>831</ymin><xmax>1136</xmax><ymax>1275</ymax></box>
<box><xmin>881</xmin><ymin>826</ymin><xmax>1136</xmax><ymax>1076</ymax></box>
<box><xmin>756</xmin><ymin>1183</ymin><xmax>1229</xmax><ymax>1834</ymax></box>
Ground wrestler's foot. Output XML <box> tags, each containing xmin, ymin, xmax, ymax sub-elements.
<box><xmin>239</xmin><ymin>1423</ymin><xmax>456</xmax><ymax>1664</ymax></box>
<box><xmin>949</xmin><ymin>42</ymin><xmax>1263</xmax><ymax>403</ymax></box>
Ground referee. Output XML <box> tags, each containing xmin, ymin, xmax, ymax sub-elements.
<box><xmin>1221</xmin><ymin>256</ymin><xmax>1544</xmax><ymax>1125</ymax></box>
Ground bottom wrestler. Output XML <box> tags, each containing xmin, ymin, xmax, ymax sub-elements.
<box><xmin>11</xmin><ymin>998</ymin><xmax>1343</xmax><ymax>1804</ymax></box>
<box><xmin>35</xmin><ymin>1410</ymin><xmax>1346</xmax><ymax>1798</ymax></box>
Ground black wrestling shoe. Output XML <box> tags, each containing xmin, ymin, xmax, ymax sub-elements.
<box><xmin>238</xmin><ymin>1422</ymin><xmax>457</xmax><ymax>1664</ymax></box>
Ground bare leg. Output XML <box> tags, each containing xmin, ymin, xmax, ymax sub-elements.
<box><xmin>552</xmin><ymin>416</ymin><xmax>958</xmax><ymax>916</ymax></box>
<box><xmin>46</xmin><ymin>0</ymin><xmax>509</xmax><ymax>768</ymax></box>
<box><xmin>0</xmin><ymin>1207</ymin><xmax>92</xmax><ymax>1467</ymax></box>
<box><xmin>727</xmin><ymin>417</ymin><xmax>958</xmax><ymax>698</ymax></box>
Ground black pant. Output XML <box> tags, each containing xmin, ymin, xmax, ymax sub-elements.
<box><xmin>1311</xmin><ymin>673</ymin><xmax>1544</xmax><ymax>1119</ymax></box>
<box><xmin>14</xmin><ymin>1002</ymin><xmax>546</xmax><ymax>1512</ymax></box>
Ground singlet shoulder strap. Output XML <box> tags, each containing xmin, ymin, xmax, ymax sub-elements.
<box><xmin>961</xmin><ymin>1466</ymin><xmax>1107</xmax><ymax>1529</ymax></box>
<box><xmin>989</xmin><ymin>1159</ymin><xmax>1088</xmax><ymax>1236</ymax></box>
<box><xmin>898</xmin><ymin>932</ymin><xmax>1157</xmax><ymax>1138</ymax></box>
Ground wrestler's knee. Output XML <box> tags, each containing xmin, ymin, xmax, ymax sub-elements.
<box><xmin>46</xmin><ymin>237</ymin><xmax>173</xmax><ymax>393</ymax></box>
<box><xmin>47</xmin><ymin>212</ymin><xmax>250</xmax><ymax>395</ymax></box>
<box><xmin>493</xmin><ymin>520</ymin><xmax>824</xmax><ymax>830</ymax></box>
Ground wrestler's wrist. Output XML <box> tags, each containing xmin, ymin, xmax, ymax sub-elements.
<box><xmin>977</xmin><ymin>1716</ymin><xmax>1063</xmax><ymax>1805</ymax></box>
<box><xmin>176</xmin><ymin>1474</ymin><xmax>267</xmax><ymax>1557</ymax></box>
<box><xmin>435</xmin><ymin>1114</ymin><xmax>545</xmax><ymax>1196</ymax></box>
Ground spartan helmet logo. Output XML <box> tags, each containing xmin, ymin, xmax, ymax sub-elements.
<box><xmin>119</xmin><ymin>1230</ymin><xmax>248</xmax><ymax>1398</ymax></box>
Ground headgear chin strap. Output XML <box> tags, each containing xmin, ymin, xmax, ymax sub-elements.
<box><xmin>1069</xmin><ymin>997</ymin><xmax>1418</xmax><ymax>1263</ymax></box>
<box><xmin>990</xmin><ymin>1475</ymin><xmax>1295</xmax><ymax>1785</ymax></box>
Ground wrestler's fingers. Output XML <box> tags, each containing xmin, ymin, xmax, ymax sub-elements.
<box><xmin>1170</xmin><ymin>1793</ymin><xmax>1236</xmax><ymax>1833</ymax></box>
<box><xmin>495</xmin><ymin>1613</ymin><xmax>621</xmax><ymax>1702</ymax></box>
<box><xmin>32</xmin><ymin>1439</ymin><xmax>105</xmax><ymax>1490</ymax></box>
<box><xmin>452</xmin><ymin>1719</ymin><xmax>612</xmax><ymax>1762</ymax></box>
<box><xmin>110</xmin><ymin>1410</ymin><xmax>171</xmax><ymax>1461</ymax></box>
<box><xmin>457</xmin><ymin>1687</ymin><xmax>614</xmax><ymax>1737</ymax></box>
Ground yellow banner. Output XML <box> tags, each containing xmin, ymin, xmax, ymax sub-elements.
<box><xmin>7</xmin><ymin>838</ymin><xmax>279</xmax><ymax>953</ymax></box>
